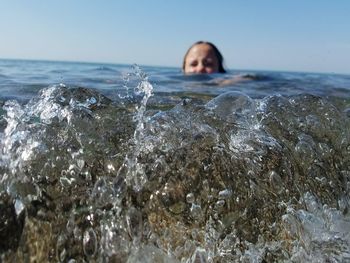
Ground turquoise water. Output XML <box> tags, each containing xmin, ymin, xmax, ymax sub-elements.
<box><xmin>0</xmin><ymin>59</ymin><xmax>350</xmax><ymax>262</ymax></box>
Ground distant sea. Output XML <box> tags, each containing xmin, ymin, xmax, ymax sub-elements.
<box><xmin>0</xmin><ymin>58</ymin><xmax>349</xmax><ymax>103</ymax></box>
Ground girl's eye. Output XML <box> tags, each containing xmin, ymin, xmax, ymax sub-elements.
<box><xmin>190</xmin><ymin>62</ymin><xmax>198</xmax><ymax>67</ymax></box>
<box><xmin>203</xmin><ymin>60</ymin><xmax>213</xmax><ymax>67</ymax></box>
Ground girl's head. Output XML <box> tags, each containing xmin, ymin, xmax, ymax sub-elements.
<box><xmin>183</xmin><ymin>41</ymin><xmax>226</xmax><ymax>74</ymax></box>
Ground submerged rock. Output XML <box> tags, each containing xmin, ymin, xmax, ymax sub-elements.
<box><xmin>0</xmin><ymin>192</ymin><xmax>24</xmax><ymax>254</ymax></box>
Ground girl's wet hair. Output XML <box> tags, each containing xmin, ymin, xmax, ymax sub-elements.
<box><xmin>182</xmin><ymin>41</ymin><xmax>226</xmax><ymax>73</ymax></box>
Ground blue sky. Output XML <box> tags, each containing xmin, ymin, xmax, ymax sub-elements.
<box><xmin>0</xmin><ymin>1</ymin><xmax>349</xmax><ymax>74</ymax></box>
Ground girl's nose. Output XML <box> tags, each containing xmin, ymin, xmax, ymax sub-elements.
<box><xmin>197</xmin><ymin>64</ymin><xmax>206</xmax><ymax>73</ymax></box>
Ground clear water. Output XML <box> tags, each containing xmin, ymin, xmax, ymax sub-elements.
<box><xmin>0</xmin><ymin>59</ymin><xmax>350</xmax><ymax>262</ymax></box>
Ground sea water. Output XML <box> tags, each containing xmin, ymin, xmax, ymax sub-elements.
<box><xmin>0</xmin><ymin>59</ymin><xmax>350</xmax><ymax>262</ymax></box>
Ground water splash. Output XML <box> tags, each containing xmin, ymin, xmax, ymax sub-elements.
<box><xmin>281</xmin><ymin>193</ymin><xmax>350</xmax><ymax>262</ymax></box>
<box><xmin>89</xmin><ymin>65</ymin><xmax>155</xmax><ymax>260</ymax></box>
<box><xmin>117</xmin><ymin>64</ymin><xmax>153</xmax><ymax>192</ymax></box>
<box><xmin>1</xmin><ymin>83</ymin><xmax>349</xmax><ymax>262</ymax></box>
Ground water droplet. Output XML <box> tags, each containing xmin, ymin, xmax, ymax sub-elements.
<box><xmin>107</xmin><ymin>163</ymin><xmax>115</xmax><ymax>172</ymax></box>
<box><xmin>218</xmin><ymin>189</ymin><xmax>232</xmax><ymax>200</ymax></box>
<box><xmin>338</xmin><ymin>196</ymin><xmax>349</xmax><ymax>214</ymax></box>
<box><xmin>87</xmin><ymin>213</ymin><xmax>94</xmax><ymax>223</ymax></box>
<box><xmin>73</xmin><ymin>226</ymin><xmax>82</xmax><ymax>240</ymax></box>
<box><xmin>82</xmin><ymin>170</ymin><xmax>92</xmax><ymax>181</ymax></box>
<box><xmin>269</xmin><ymin>170</ymin><xmax>282</xmax><ymax>188</ymax></box>
<box><xmin>190</xmin><ymin>203</ymin><xmax>202</xmax><ymax>220</ymax></box>
<box><xmin>77</xmin><ymin>159</ymin><xmax>85</xmax><ymax>169</ymax></box>
<box><xmin>56</xmin><ymin>234</ymin><xmax>67</xmax><ymax>261</ymax></box>
<box><xmin>126</xmin><ymin>207</ymin><xmax>143</xmax><ymax>244</ymax></box>
<box><xmin>113</xmin><ymin>176</ymin><xmax>126</xmax><ymax>198</ymax></box>
<box><xmin>83</xmin><ymin>228</ymin><xmax>97</xmax><ymax>257</ymax></box>
<box><xmin>92</xmin><ymin>177</ymin><xmax>107</xmax><ymax>196</ymax></box>
<box><xmin>215</xmin><ymin>200</ymin><xmax>225</xmax><ymax>213</ymax></box>
<box><xmin>60</xmin><ymin>176</ymin><xmax>76</xmax><ymax>187</ymax></box>
<box><xmin>190</xmin><ymin>247</ymin><xmax>208</xmax><ymax>263</ymax></box>
<box><xmin>186</xmin><ymin>193</ymin><xmax>195</xmax><ymax>204</ymax></box>
<box><xmin>14</xmin><ymin>198</ymin><xmax>25</xmax><ymax>216</ymax></box>
<box><xmin>60</xmin><ymin>249</ymin><xmax>67</xmax><ymax>262</ymax></box>
<box><xmin>202</xmin><ymin>180</ymin><xmax>209</xmax><ymax>191</ymax></box>
<box><xmin>66</xmin><ymin>215</ymin><xmax>75</xmax><ymax>234</ymax></box>
<box><xmin>295</xmin><ymin>135</ymin><xmax>316</xmax><ymax>163</ymax></box>
<box><xmin>247</xmin><ymin>170</ymin><xmax>255</xmax><ymax>177</ymax></box>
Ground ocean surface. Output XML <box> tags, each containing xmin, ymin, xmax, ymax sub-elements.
<box><xmin>0</xmin><ymin>59</ymin><xmax>350</xmax><ymax>262</ymax></box>
<box><xmin>1</xmin><ymin>58</ymin><xmax>350</xmax><ymax>103</ymax></box>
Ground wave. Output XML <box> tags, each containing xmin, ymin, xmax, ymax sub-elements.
<box><xmin>0</xmin><ymin>77</ymin><xmax>349</xmax><ymax>262</ymax></box>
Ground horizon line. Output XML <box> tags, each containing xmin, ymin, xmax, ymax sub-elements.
<box><xmin>0</xmin><ymin>57</ymin><xmax>349</xmax><ymax>77</ymax></box>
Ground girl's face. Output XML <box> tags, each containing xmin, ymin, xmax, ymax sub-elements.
<box><xmin>184</xmin><ymin>43</ymin><xmax>220</xmax><ymax>74</ymax></box>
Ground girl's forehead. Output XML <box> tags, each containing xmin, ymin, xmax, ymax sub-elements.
<box><xmin>190</xmin><ymin>43</ymin><xmax>214</xmax><ymax>53</ymax></box>
<box><xmin>187</xmin><ymin>44</ymin><xmax>216</xmax><ymax>58</ymax></box>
